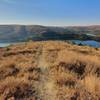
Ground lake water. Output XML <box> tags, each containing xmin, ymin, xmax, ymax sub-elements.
<box><xmin>0</xmin><ymin>43</ymin><xmax>10</xmax><ymax>47</ymax></box>
<box><xmin>71</xmin><ymin>40</ymin><xmax>100</xmax><ymax>48</ymax></box>
<box><xmin>0</xmin><ymin>40</ymin><xmax>100</xmax><ymax>48</ymax></box>
<box><xmin>0</xmin><ymin>42</ymin><xmax>21</xmax><ymax>47</ymax></box>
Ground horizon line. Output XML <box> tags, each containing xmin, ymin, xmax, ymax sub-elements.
<box><xmin>0</xmin><ymin>24</ymin><xmax>100</xmax><ymax>27</ymax></box>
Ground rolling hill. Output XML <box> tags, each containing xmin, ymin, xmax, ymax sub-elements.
<box><xmin>0</xmin><ymin>41</ymin><xmax>100</xmax><ymax>100</ymax></box>
<box><xmin>0</xmin><ymin>25</ymin><xmax>100</xmax><ymax>42</ymax></box>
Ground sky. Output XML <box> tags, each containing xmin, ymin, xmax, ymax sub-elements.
<box><xmin>0</xmin><ymin>0</ymin><xmax>100</xmax><ymax>26</ymax></box>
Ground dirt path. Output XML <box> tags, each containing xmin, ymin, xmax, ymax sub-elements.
<box><xmin>36</xmin><ymin>46</ymin><xmax>57</xmax><ymax>100</ymax></box>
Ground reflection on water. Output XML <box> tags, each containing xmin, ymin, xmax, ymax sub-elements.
<box><xmin>0</xmin><ymin>42</ymin><xmax>25</xmax><ymax>47</ymax></box>
<box><xmin>0</xmin><ymin>41</ymin><xmax>100</xmax><ymax>48</ymax></box>
<box><xmin>0</xmin><ymin>43</ymin><xmax>10</xmax><ymax>47</ymax></box>
<box><xmin>71</xmin><ymin>40</ymin><xmax>100</xmax><ymax>48</ymax></box>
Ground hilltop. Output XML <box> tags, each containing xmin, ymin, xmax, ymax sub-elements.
<box><xmin>0</xmin><ymin>41</ymin><xmax>100</xmax><ymax>100</ymax></box>
<box><xmin>0</xmin><ymin>25</ymin><xmax>100</xmax><ymax>42</ymax></box>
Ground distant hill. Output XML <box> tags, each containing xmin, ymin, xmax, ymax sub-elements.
<box><xmin>0</xmin><ymin>25</ymin><xmax>100</xmax><ymax>42</ymax></box>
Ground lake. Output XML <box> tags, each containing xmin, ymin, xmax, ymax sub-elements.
<box><xmin>0</xmin><ymin>40</ymin><xmax>100</xmax><ymax>48</ymax></box>
<box><xmin>71</xmin><ymin>40</ymin><xmax>100</xmax><ymax>48</ymax></box>
<box><xmin>0</xmin><ymin>42</ymin><xmax>20</xmax><ymax>47</ymax></box>
<box><xmin>0</xmin><ymin>43</ymin><xmax>11</xmax><ymax>47</ymax></box>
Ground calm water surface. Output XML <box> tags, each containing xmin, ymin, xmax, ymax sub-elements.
<box><xmin>71</xmin><ymin>40</ymin><xmax>100</xmax><ymax>48</ymax></box>
<box><xmin>0</xmin><ymin>41</ymin><xmax>100</xmax><ymax>48</ymax></box>
<box><xmin>0</xmin><ymin>43</ymin><xmax>10</xmax><ymax>47</ymax></box>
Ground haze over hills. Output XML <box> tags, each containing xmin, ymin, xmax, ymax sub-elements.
<box><xmin>0</xmin><ymin>25</ymin><xmax>100</xmax><ymax>42</ymax></box>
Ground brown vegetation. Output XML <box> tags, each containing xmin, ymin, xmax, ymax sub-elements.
<box><xmin>0</xmin><ymin>41</ymin><xmax>100</xmax><ymax>100</ymax></box>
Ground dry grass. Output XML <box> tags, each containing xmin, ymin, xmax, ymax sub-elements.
<box><xmin>81</xmin><ymin>74</ymin><xmax>100</xmax><ymax>95</ymax></box>
<box><xmin>0</xmin><ymin>77</ymin><xmax>36</xmax><ymax>100</ymax></box>
<box><xmin>0</xmin><ymin>41</ymin><xmax>100</xmax><ymax>100</ymax></box>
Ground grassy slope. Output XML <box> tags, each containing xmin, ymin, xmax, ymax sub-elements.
<box><xmin>0</xmin><ymin>41</ymin><xmax>100</xmax><ymax>100</ymax></box>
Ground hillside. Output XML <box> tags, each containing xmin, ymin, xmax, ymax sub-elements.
<box><xmin>0</xmin><ymin>41</ymin><xmax>100</xmax><ymax>100</ymax></box>
<box><xmin>0</xmin><ymin>25</ymin><xmax>100</xmax><ymax>42</ymax></box>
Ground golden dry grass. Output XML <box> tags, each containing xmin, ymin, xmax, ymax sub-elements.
<box><xmin>0</xmin><ymin>41</ymin><xmax>100</xmax><ymax>100</ymax></box>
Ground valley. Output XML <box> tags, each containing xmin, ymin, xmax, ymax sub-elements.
<box><xmin>0</xmin><ymin>25</ymin><xmax>100</xmax><ymax>42</ymax></box>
